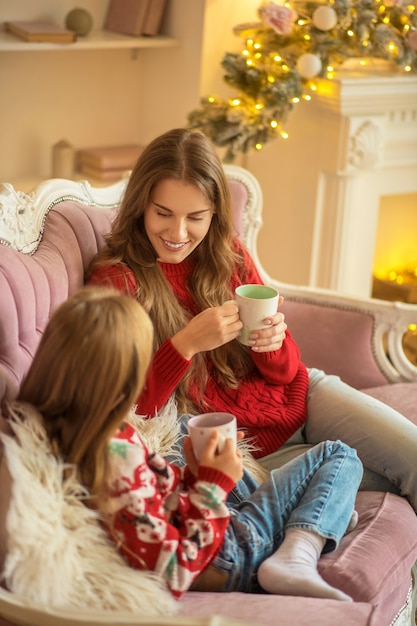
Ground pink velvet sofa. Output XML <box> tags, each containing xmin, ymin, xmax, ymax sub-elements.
<box><xmin>0</xmin><ymin>166</ymin><xmax>417</xmax><ymax>626</ymax></box>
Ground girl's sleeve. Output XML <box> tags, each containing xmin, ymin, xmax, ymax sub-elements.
<box><xmin>104</xmin><ymin>427</ymin><xmax>234</xmax><ymax>599</ymax></box>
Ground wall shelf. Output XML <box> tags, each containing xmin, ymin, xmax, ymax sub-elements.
<box><xmin>0</xmin><ymin>0</ymin><xmax>205</xmax><ymax>184</ymax></box>
<box><xmin>0</xmin><ymin>29</ymin><xmax>179</xmax><ymax>52</ymax></box>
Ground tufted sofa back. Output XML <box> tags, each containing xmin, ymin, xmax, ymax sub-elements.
<box><xmin>0</xmin><ymin>201</ymin><xmax>115</xmax><ymax>404</ymax></box>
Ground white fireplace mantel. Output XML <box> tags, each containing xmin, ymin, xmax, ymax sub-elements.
<box><xmin>305</xmin><ymin>73</ymin><xmax>417</xmax><ymax>298</ymax></box>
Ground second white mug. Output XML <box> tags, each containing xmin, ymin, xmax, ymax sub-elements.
<box><xmin>187</xmin><ymin>412</ymin><xmax>237</xmax><ymax>461</ymax></box>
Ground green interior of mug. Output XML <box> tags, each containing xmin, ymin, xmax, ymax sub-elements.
<box><xmin>236</xmin><ymin>284</ymin><xmax>278</xmax><ymax>300</ymax></box>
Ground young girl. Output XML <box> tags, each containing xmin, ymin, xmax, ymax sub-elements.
<box><xmin>9</xmin><ymin>286</ymin><xmax>362</xmax><ymax>601</ymax></box>
<box><xmin>87</xmin><ymin>127</ymin><xmax>417</xmax><ymax>513</ymax></box>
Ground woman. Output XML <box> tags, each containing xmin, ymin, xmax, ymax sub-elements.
<box><xmin>88</xmin><ymin>128</ymin><xmax>417</xmax><ymax>512</ymax></box>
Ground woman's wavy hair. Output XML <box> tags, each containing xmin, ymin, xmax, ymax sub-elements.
<box><xmin>16</xmin><ymin>286</ymin><xmax>154</xmax><ymax>499</ymax></box>
<box><xmin>89</xmin><ymin>128</ymin><xmax>254</xmax><ymax>412</ymax></box>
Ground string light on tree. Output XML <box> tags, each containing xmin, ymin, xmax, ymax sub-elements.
<box><xmin>188</xmin><ymin>0</ymin><xmax>417</xmax><ymax>162</ymax></box>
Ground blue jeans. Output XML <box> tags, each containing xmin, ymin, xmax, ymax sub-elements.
<box><xmin>212</xmin><ymin>440</ymin><xmax>363</xmax><ymax>593</ymax></box>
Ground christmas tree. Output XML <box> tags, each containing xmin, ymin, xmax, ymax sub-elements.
<box><xmin>188</xmin><ymin>0</ymin><xmax>417</xmax><ymax>162</ymax></box>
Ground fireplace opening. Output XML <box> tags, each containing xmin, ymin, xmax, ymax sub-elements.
<box><xmin>372</xmin><ymin>192</ymin><xmax>417</xmax><ymax>301</ymax></box>
<box><xmin>372</xmin><ymin>192</ymin><xmax>417</xmax><ymax>366</ymax></box>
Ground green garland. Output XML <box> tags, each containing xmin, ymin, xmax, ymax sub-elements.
<box><xmin>188</xmin><ymin>0</ymin><xmax>417</xmax><ymax>162</ymax></box>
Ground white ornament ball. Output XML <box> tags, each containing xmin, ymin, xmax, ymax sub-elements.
<box><xmin>296</xmin><ymin>53</ymin><xmax>322</xmax><ymax>79</ymax></box>
<box><xmin>312</xmin><ymin>6</ymin><xmax>337</xmax><ymax>31</ymax></box>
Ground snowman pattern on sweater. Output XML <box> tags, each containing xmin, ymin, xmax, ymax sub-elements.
<box><xmin>101</xmin><ymin>422</ymin><xmax>234</xmax><ymax>598</ymax></box>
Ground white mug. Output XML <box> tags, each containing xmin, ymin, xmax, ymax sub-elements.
<box><xmin>235</xmin><ymin>284</ymin><xmax>279</xmax><ymax>345</ymax></box>
<box><xmin>187</xmin><ymin>412</ymin><xmax>237</xmax><ymax>461</ymax></box>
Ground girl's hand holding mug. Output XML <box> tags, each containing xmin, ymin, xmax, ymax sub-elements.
<box><xmin>197</xmin><ymin>431</ymin><xmax>243</xmax><ymax>483</ymax></box>
<box><xmin>184</xmin><ymin>412</ymin><xmax>244</xmax><ymax>483</ymax></box>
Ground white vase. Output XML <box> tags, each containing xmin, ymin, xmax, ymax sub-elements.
<box><xmin>52</xmin><ymin>139</ymin><xmax>75</xmax><ymax>179</ymax></box>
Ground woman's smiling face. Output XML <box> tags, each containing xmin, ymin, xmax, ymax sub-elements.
<box><xmin>144</xmin><ymin>178</ymin><xmax>214</xmax><ymax>264</ymax></box>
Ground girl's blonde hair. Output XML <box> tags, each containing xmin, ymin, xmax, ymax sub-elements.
<box><xmin>89</xmin><ymin>128</ymin><xmax>253</xmax><ymax>412</ymax></box>
<box><xmin>16</xmin><ymin>286</ymin><xmax>154</xmax><ymax>498</ymax></box>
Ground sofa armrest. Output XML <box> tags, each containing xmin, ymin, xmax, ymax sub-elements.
<box><xmin>223</xmin><ymin>165</ymin><xmax>417</xmax><ymax>389</ymax></box>
<box><xmin>271</xmin><ymin>282</ymin><xmax>417</xmax><ymax>388</ymax></box>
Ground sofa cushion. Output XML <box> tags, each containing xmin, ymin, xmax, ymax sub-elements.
<box><xmin>319</xmin><ymin>491</ymin><xmax>417</xmax><ymax>605</ymax></box>
<box><xmin>180</xmin><ymin>592</ymin><xmax>373</xmax><ymax>626</ymax></box>
<box><xmin>362</xmin><ymin>383</ymin><xmax>417</xmax><ymax>427</ymax></box>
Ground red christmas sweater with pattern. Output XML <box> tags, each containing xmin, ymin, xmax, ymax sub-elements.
<box><xmin>89</xmin><ymin>240</ymin><xmax>309</xmax><ymax>457</ymax></box>
<box><xmin>102</xmin><ymin>422</ymin><xmax>234</xmax><ymax>598</ymax></box>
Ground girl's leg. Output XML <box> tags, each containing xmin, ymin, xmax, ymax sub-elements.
<box><xmin>306</xmin><ymin>368</ymin><xmax>417</xmax><ymax>511</ymax></box>
<box><xmin>257</xmin><ymin>528</ymin><xmax>352</xmax><ymax>600</ymax></box>
<box><xmin>216</xmin><ymin>440</ymin><xmax>362</xmax><ymax>597</ymax></box>
<box><xmin>227</xmin><ymin>468</ymin><xmax>260</xmax><ymax>504</ymax></box>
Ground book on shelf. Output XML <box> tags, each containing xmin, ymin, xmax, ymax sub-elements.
<box><xmin>77</xmin><ymin>164</ymin><xmax>132</xmax><ymax>182</ymax></box>
<box><xmin>4</xmin><ymin>21</ymin><xmax>77</xmax><ymax>43</ymax></box>
<box><xmin>104</xmin><ymin>0</ymin><xmax>151</xmax><ymax>36</ymax></box>
<box><xmin>77</xmin><ymin>144</ymin><xmax>144</xmax><ymax>170</ymax></box>
<box><xmin>142</xmin><ymin>0</ymin><xmax>168</xmax><ymax>36</ymax></box>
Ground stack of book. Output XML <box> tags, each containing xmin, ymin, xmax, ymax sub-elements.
<box><xmin>77</xmin><ymin>144</ymin><xmax>144</xmax><ymax>181</ymax></box>
<box><xmin>104</xmin><ymin>0</ymin><xmax>168</xmax><ymax>36</ymax></box>
<box><xmin>5</xmin><ymin>21</ymin><xmax>76</xmax><ymax>43</ymax></box>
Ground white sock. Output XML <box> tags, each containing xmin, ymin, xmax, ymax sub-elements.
<box><xmin>257</xmin><ymin>528</ymin><xmax>352</xmax><ymax>601</ymax></box>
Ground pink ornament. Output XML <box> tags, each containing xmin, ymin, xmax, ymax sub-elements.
<box><xmin>258</xmin><ymin>2</ymin><xmax>297</xmax><ymax>35</ymax></box>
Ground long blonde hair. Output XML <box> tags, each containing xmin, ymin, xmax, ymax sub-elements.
<box><xmin>16</xmin><ymin>286</ymin><xmax>154</xmax><ymax>498</ymax></box>
<box><xmin>88</xmin><ymin>128</ymin><xmax>253</xmax><ymax>412</ymax></box>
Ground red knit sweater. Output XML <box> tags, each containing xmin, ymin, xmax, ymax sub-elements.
<box><xmin>89</xmin><ymin>240</ymin><xmax>309</xmax><ymax>457</ymax></box>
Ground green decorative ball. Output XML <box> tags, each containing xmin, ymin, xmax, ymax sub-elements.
<box><xmin>65</xmin><ymin>8</ymin><xmax>93</xmax><ymax>37</ymax></box>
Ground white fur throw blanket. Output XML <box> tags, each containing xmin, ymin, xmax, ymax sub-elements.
<box><xmin>0</xmin><ymin>401</ymin><xmax>180</xmax><ymax>617</ymax></box>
